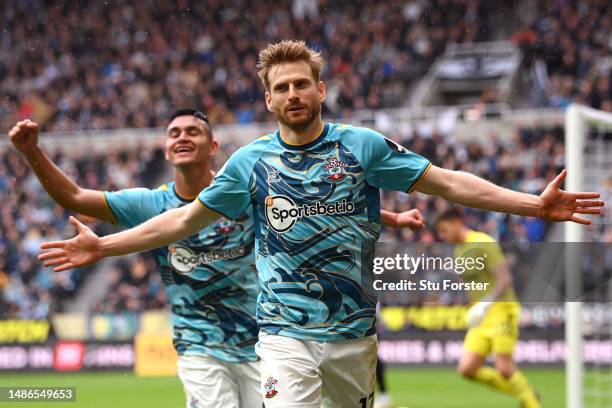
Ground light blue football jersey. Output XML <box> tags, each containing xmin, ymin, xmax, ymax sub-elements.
<box><xmin>199</xmin><ymin>123</ymin><xmax>431</xmax><ymax>342</ymax></box>
<box><xmin>105</xmin><ymin>182</ymin><xmax>258</xmax><ymax>362</ymax></box>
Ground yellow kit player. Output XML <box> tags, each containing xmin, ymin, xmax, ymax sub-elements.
<box><xmin>436</xmin><ymin>208</ymin><xmax>541</xmax><ymax>408</ymax></box>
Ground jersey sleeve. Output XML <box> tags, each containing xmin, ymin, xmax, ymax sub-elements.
<box><xmin>351</xmin><ymin>127</ymin><xmax>431</xmax><ymax>192</ymax></box>
<box><xmin>104</xmin><ymin>188</ymin><xmax>159</xmax><ymax>228</ymax></box>
<box><xmin>198</xmin><ymin>146</ymin><xmax>256</xmax><ymax>220</ymax></box>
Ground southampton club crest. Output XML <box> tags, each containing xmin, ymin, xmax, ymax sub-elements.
<box><xmin>267</xmin><ymin>168</ymin><xmax>281</xmax><ymax>184</ymax></box>
<box><xmin>323</xmin><ymin>158</ymin><xmax>346</xmax><ymax>181</ymax></box>
<box><xmin>214</xmin><ymin>219</ymin><xmax>235</xmax><ymax>234</ymax></box>
<box><xmin>264</xmin><ymin>376</ymin><xmax>279</xmax><ymax>399</ymax></box>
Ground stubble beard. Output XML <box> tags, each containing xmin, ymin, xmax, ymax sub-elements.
<box><xmin>276</xmin><ymin>102</ymin><xmax>321</xmax><ymax>132</ymax></box>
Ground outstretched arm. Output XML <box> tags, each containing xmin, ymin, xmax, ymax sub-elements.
<box><xmin>39</xmin><ymin>200</ymin><xmax>221</xmax><ymax>272</ymax></box>
<box><xmin>414</xmin><ymin>166</ymin><xmax>603</xmax><ymax>224</ymax></box>
<box><xmin>7</xmin><ymin>119</ymin><xmax>115</xmax><ymax>222</ymax></box>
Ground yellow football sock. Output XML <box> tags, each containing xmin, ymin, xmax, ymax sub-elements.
<box><xmin>472</xmin><ymin>366</ymin><xmax>513</xmax><ymax>395</ymax></box>
<box><xmin>508</xmin><ymin>370</ymin><xmax>540</xmax><ymax>407</ymax></box>
<box><xmin>470</xmin><ymin>367</ymin><xmax>540</xmax><ymax>407</ymax></box>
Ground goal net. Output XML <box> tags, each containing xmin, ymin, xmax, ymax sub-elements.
<box><xmin>565</xmin><ymin>104</ymin><xmax>612</xmax><ymax>408</ymax></box>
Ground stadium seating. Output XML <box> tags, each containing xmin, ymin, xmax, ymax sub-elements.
<box><xmin>1</xmin><ymin>0</ymin><xmax>609</xmax><ymax>325</ymax></box>
<box><xmin>0</xmin><ymin>143</ymin><xmax>165</xmax><ymax>318</ymax></box>
<box><xmin>0</xmin><ymin>0</ymin><xmax>495</xmax><ymax>132</ymax></box>
<box><xmin>3</xmin><ymin>123</ymin><xmax>598</xmax><ymax>317</ymax></box>
<box><xmin>514</xmin><ymin>0</ymin><xmax>611</xmax><ymax>110</ymax></box>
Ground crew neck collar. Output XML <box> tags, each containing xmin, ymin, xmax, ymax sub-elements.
<box><xmin>277</xmin><ymin>123</ymin><xmax>330</xmax><ymax>151</ymax></box>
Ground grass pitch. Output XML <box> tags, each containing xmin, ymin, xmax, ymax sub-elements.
<box><xmin>0</xmin><ymin>368</ymin><xmax>565</xmax><ymax>407</ymax></box>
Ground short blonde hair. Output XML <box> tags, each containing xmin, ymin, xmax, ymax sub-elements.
<box><xmin>257</xmin><ymin>40</ymin><xmax>325</xmax><ymax>91</ymax></box>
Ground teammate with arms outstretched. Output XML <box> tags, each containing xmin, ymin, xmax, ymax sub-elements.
<box><xmin>9</xmin><ymin>110</ymin><xmax>422</xmax><ymax>408</ymax></box>
<box><xmin>9</xmin><ymin>111</ymin><xmax>262</xmax><ymax>408</ymax></box>
<box><xmin>38</xmin><ymin>41</ymin><xmax>603</xmax><ymax>407</ymax></box>
<box><xmin>436</xmin><ymin>208</ymin><xmax>540</xmax><ymax>408</ymax></box>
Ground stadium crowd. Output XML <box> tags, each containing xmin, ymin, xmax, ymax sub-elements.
<box><xmin>3</xmin><ymin>123</ymin><xmax>600</xmax><ymax>317</ymax></box>
<box><xmin>515</xmin><ymin>0</ymin><xmax>611</xmax><ymax>110</ymax></box>
<box><xmin>379</xmin><ymin>125</ymin><xmax>568</xmax><ymax>244</ymax></box>
<box><xmin>1</xmin><ymin>0</ymin><xmax>610</xmax><ymax>318</ymax></box>
<box><xmin>0</xmin><ymin>143</ymin><xmax>166</xmax><ymax>319</ymax></box>
<box><xmin>92</xmin><ymin>253</ymin><xmax>166</xmax><ymax>314</ymax></box>
<box><xmin>0</xmin><ymin>0</ymin><xmax>495</xmax><ymax>132</ymax></box>
<box><xmin>2</xmin><ymin>0</ymin><xmax>609</xmax><ymax>133</ymax></box>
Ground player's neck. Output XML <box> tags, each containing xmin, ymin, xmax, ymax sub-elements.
<box><xmin>173</xmin><ymin>165</ymin><xmax>214</xmax><ymax>200</ymax></box>
<box><xmin>279</xmin><ymin>117</ymin><xmax>325</xmax><ymax>147</ymax></box>
<box><xmin>459</xmin><ymin>228</ymin><xmax>470</xmax><ymax>243</ymax></box>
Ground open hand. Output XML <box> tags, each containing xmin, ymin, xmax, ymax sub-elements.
<box><xmin>38</xmin><ymin>217</ymin><xmax>103</xmax><ymax>272</ymax></box>
<box><xmin>539</xmin><ymin>170</ymin><xmax>604</xmax><ymax>225</ymax></box>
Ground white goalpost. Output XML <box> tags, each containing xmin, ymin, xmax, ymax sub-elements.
<box><xmin>565</xmin><ymin>104</ymin><xmax>612</xmax><ymax>408</ymax></box>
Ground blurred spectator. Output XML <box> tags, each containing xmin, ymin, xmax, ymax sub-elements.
<box><xmin>0</xmin><ymin>143</ymin><xmax>164</xmax><ymax>318</ymax></box>
<box><xmin>516</xmin><ymin>0</ymin><xmax>611</xmax><ymax>110</ymax></box>
<box><xmin>1</xmin><ymin>0</ymin><xmax>610</xmax><ymax>317</ymax></box>
<box><xmin>380</xmin><ymin>125</ymin><xmax>568</xmax><ymax>245</ymax></box>
<box><xmin>0</xmin><ymin>0</ymin><xmax>494</xmax><ymax>132</ymax></box>
<box><xmin>2</xmin><ymin>121</ymin><xmax>609</xmax><ymax>315</ymax></box>
<box><xmin>93</xmin><ymin>254</ymin><xmax>166</xmax><ymax>313</ymax></box>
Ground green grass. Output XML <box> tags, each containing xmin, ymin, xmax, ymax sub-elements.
<box><xmin>0</xmin><ymin>368</ymin><xmax>565</xmax><ymax>407</ymax></box>
<box><xmin>385</xmin><ymin>368</ymin><xmax>563</xmax><ymax>407</ymax></box>
<box><xmin>0</xmin><ymin>372</ymin><xmax>182</xmax><ymax>408</ymax></box>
